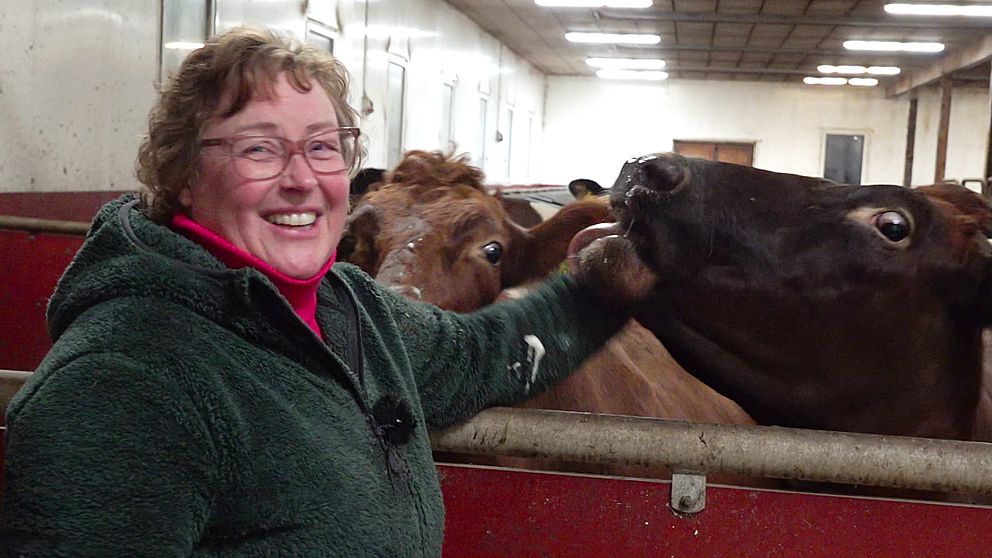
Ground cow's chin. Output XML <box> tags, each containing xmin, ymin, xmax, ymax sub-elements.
<box><xmin>569</xmin><ymin>225</ymin><xmax>657</xmax><ymax>309</ymax></box>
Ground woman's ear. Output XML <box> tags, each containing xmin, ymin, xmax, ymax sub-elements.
<box><xmin>179</xmin><ymin>187</ymin><xmax>193</xmax><ymax>208</ymax></box>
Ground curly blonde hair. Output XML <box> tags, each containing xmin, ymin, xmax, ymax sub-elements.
<box><xmin>137</xmin><ymin>26</ymin><xmax>361</xmax><ymax>222</ymax></box>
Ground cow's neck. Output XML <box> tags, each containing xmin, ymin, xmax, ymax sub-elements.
<box><xmin>638</xmin><ymin>312</ymin><xmax>983</xmax><ymax>441</ymax></box>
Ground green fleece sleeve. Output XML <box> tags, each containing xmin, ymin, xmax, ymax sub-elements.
<box><xmin>2</xmin><ymin>354</ymin><xmax>216</xmax><ymax>556</ymax></box>
<box><xmin>377</xmin><ymin>273</ymin><xmax>629</xmax><ymax>429</ymax></box>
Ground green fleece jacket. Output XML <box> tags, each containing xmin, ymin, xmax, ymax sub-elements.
<box><xmin>1</xmin><ymin>195</ymin><xmax>627</xmax><ymax>557</ymax></box>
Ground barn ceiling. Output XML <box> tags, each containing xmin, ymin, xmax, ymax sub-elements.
<box><xmin>445</xmin><ymin>0</ymin><xmax>992</xmax><ymax>96</ymax></box>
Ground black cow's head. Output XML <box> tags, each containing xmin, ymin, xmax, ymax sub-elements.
<box><xmin>609</xmin><ymin>153</ymin><xmax>992</xmax><ymax>440</ymax></box>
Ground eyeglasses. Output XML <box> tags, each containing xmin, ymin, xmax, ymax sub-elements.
<box><xmin>200</xmin><ymin>127</ymin><xmax>360</xmax><ymax>180</ymax></box>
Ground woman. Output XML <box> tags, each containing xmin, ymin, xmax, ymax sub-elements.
<box><xmin>1</xmin><ymin>27</ymin><xmax>647</xmax><ymax>556</ymax></box>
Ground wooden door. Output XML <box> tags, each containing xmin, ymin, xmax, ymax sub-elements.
<box><xmin>674</xmin><ymin>141</ymin><xmax>754</xmax><ymax>166</ymax></box>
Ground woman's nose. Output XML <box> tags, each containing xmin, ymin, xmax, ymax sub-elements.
<box><xmin>281</xmin><ymin>152</ymin><xmax>318</xmax><ymax>188</ymax></box>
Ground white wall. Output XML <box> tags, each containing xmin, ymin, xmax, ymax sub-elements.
<box><xmin>539</xmin><ymin>76</ymin><xmax>991</xmax><ymax>189</ymax></box>
<box><xmin>3</xmin><ymin>1</ymin><xmax>989</xmax><ymax>194</ymax></box>
<box><xmin>913</xmin><ymin>85</ymin><xmax>990</xmax><ymax>186</ymax></box>
<box><xmin>0</xmin><ymin>0</ymin><xmax>546</xmax><ymax>193</ymax></box>
<box><xmin>344</xmin><ymin>0</ymin><xmax>544</xmax><ymax>183</ymax></box>
<box><xmin>0</xmin><ymin>1</ymin><xmax>160</xmax><ymax>193</ymax></box>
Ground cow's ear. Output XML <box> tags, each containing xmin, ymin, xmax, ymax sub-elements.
<box><xmin>501</xmin><ymin>199</ymin><xmax>614</xmax><ymax>287</ymax></box>
<box><xmin>341</xmin><ymin>204</ymin><xmax>382</xmax><ymax>275</ymax></box>
<box><xmin>917</xmin><ymin>183</ymin><xmax>992</xmax><ymax>237</ymax></box>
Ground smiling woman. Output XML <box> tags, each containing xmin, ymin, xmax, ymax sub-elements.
<box><xmin>179</xmin><ymin>74</ymin><xmax>353</xmax><ymax>279</ymax></box>
<box><xmin>0</xmin><ymin>25</ymin><xmax>654</xmax><ymax>557</ymax></box>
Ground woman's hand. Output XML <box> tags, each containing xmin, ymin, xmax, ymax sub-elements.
<box><xmin>567</xmin><ymin>223</ymin><xmax>657</xmax><ymax>309</ymax></box>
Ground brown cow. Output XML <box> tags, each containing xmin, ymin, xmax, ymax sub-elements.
<box><xmin>341</xmin><ymin>151</ymin><xmax>755</xmax><ymax>478</ymax></box>
<box><xmin>342</xmin><ymin>150</ymin><xmax>616</xmax><ymax>312</ymax></box>
<box><xmin>603</xmin><ymin>152</ymin><xmax>992</xmax><ymax>442</ymax></box>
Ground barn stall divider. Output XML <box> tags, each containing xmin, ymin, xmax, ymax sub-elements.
<box><xmin>3</xmin><ymin>216</ymin><xmax>992</xmax><ymax>556</ymax></box>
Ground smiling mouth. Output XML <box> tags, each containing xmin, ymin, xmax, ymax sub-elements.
<box><xmin>265</xmin><ymin>212</ymin><xmax>317</xmax><ymax>227</ymax></box>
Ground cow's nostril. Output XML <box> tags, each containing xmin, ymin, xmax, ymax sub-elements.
<box><xmin>639</xmin><ymin>155</ymin><xmax>688</xmax><ymax>194</ymax></box>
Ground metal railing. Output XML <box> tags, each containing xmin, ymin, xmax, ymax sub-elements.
<box><xmin>433</xmin><ymin>408</ymin><xmax>992</xmax><ymax>496</ymax></box>
<box><xmin>4</xmin><ymin>368</ymin><xmax>991</xmax><ymax>496</ymax></box>
<box><xmin>1</xmin><ymin>370</ymin><xmax>32</xmax><ymax>412</ymax></box>
<box><xmin>0</xmin><ymin>216</ymin><xmax>89</xmax><ymax>235</ymax></box>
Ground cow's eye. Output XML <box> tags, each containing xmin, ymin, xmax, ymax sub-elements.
<box><xmin>483</xmin><ymin>242</ymin><xmax>503</xmax><ymax>265</ymax></box>
<box><xmin>874</xmin><ymin>211</ymin><xmax>912</xmax><ymax>243</ymax></box>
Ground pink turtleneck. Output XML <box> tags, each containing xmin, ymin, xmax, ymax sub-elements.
<box><xmin>171</xmin><ymin>212</ymin><xmax>335</xmax><ymax>339</ymax></box>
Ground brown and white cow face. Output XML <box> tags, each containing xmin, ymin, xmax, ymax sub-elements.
<box><xmin>340</xmin><ymin>150</ymin><xmax>613</xmax><ymax>312</ymax></box>
<box><xmin>608</xmin><ymin>153</ymin><xmax>992</xmax><ymax>440</ymax></box>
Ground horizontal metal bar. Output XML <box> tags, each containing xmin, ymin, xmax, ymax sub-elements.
<box><xmin>431</xmin><ymin>407</ymin><xmax>992</xmax><ymax>496</ymax></box>
<box><xmin>599</xmin><ymin>9</ymin><xmax>992</xmax><ymax>29</ymax></box>
<box><xmin>665</xmin><ymin>66</ymin><xmax>817</xmax><ymax>76</ymax></box>
<box><xmin>0</xmin><ymin>215</ymin><xmax>89</xmax><ymax>235</ymax></box>
<box><xmin>615</xmin><ymin>43</ymin><xmax>854</xmax><ymax>57</ymax></box>
<box><xmin>0</xmin><ymin>370</ymin><xmax>33</xmax><ymax>411</ymax></box>
<box><xmin>4</xmin><ymin>369</ymin><xmax>990</xmax><ymax>496</ymax></box>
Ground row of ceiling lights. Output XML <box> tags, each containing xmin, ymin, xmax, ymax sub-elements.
<box><xmin>540</xmin><ymin>1</ymin><xmax>977</xmax><ymax>86</ymax></box>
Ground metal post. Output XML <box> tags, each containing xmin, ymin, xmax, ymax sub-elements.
<box><xmin>904</xmin><ymin>96</ymin><xmax>917</xmax><ymax>187</ymax></box>
<box><xmin>935</xmin><ymin>76</ymin><xmax>953</xmax><ymax>183</ymax></box>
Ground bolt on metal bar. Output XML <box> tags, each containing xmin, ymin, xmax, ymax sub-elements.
<box><xmin>1</xmin><ymin>370</ymin><xmax>32</xmax><ymax>410</ymax></box>
<box><xmin>0</xmin><ymin>215</ymin><xmax>89</xmax><ymax>235</ymax></box>
<box><xmin>430</xmin><ymin>407</ymin><xmax>992</xmax><ymax>496</ymax></box>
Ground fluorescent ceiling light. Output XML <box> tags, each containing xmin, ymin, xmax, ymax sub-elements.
<box><xmin>803</xmin><ymin>76</ymin><xmax>849</xmax><ymax>85</ymax></box>
<box><xmin>867</xmin><ymin>66</ymin><xmax>902</xmax><ymax>75</ymax></box>
<box><xmin>596</xmin><ymin>69</ymin><xmax>669</xmax><ymax>80</ymax></box>
<box><xmin>566</xmin><ymin>32</ymin><xmax>661</xmax><ymax>44</ymax></box>
<box><xmin>164</xmin><ymin>41</ymin><xmax>205</xmax><ymax>50</ymax></box>
<box><xmin>843</xmin><ymin>40</ymin><xmax>944</xmax><ymax>52</ymax></box>
<box><xmin>586</xmin><ymin>57</ymin><xmax>666</xmax><ymax>69</ymax></box>
<box><xmin>848</xmin><ymin>78</ymin><xmax>879</xmax><ymax>87</ymax></box>
<box><xmin>817</xmin><ymin>64</ymin><xmax>901</xmax><ymax>75</ymax></box>
<box><xmin>885</xmin><ymin>3</ymin><xmax>992</xmax><ymax>16</ymax></box>
<box><xmin>536</xmin><ymin>0</ymin><xmax>652</xmax><ymax>6</ymax></box>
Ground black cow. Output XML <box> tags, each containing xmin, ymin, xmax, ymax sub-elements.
<box><xmin>599</xmin><ymin>153</ymin><xmax>992</xmax><ymax>442</ymax></box>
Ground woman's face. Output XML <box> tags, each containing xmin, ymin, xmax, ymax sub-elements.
<box><xmin>180</xmin><ymin>73</ymin><xmax>350</xmax><ymax>278</ymax></box>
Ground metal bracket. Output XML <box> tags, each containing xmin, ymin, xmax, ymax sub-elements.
<box><xmin>670</xmin><ymin>472</ymin><xmax>707</xmax><ymax>515</ymax></box>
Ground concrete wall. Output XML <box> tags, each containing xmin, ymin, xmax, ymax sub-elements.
<box><xmin>0</xmin><ymin>1</ymin><xmax>161</xmax><ymax>193</ymax></box>
<box><xmin>539</xmin><ymin>76</ymin><xmax>990</xmax><ymax>190</ymax></box>
<box><xmin>1</xmin><ymin>1</ymin><xmax>989</xmax><ymax>195</ymax></box>
<box><xmin>0</xmin><ymin>0</ymin><xmax>546</xmax><ymax>193</ymax></box>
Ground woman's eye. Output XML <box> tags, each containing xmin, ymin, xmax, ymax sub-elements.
<box><xmin>237</xmin><ymin>140</ymin><xmax>279</xmax><ymax>158</ymax></box>
<box><xmin>874</xmin><ymin>210</ymin><xmax>912</xmax><ymax>243</ymax></box>
<box><xmin>312</xmin><ymin>141</ymin><xmax>340</xmax><ymax>151</ymax></box>
<box><xmin>308</xmin><ymin>141</ymin><xmax>341</xmax><ymax>158</ymax></box>
<box><xmin>483</xmin><ymin>242</ymin><xmax>503</xmax><ymax>265</ymax></box>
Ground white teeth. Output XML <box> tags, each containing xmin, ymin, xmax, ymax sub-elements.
<box><xmin>266</xmin><ymin>212</ymin><xmax>316</xmax><ymax>226</ymax></box>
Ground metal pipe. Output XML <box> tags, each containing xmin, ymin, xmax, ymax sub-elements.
<box><xmin>4</xmin><ymin>368</ymin><xmax>991</xmax><ymax>495</ymax></box>
<box><xmin>598</xmin><ymin>9</ymin><xmax>992</xmax><ymax>29</ymax></box>
<box><xmin>0</xmin><ymin>370</ymin><xmax>32</xmax><ymax>410</ymax></box>
<box><xmin>0</xmin><ymin>216</ymin><xmax>89</xmax><ymax>236</ymax></box>
<box><xmin>431</xmin><ymin>407</ymin><xmax>992</xmax><ymax>495</ymax></box>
